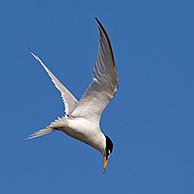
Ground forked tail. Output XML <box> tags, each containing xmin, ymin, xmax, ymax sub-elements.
<box><xmin>25</xmin><ymin>127</ymin><xmax>56</xmax><ymax>140</ymax></box>
<box><xmin>25</xmin><ymin>116</ymin><xmax>67</xmax><ymax>140</ymax></box>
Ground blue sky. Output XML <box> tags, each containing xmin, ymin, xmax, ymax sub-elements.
<box><xmin>0</xmin><ymin>0</ymin><xmax>194</xmax><ymax>193</ymax></box>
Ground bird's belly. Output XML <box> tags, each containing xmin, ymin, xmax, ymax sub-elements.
<box><xmin>60</xmin><ymin>118</ymin><xmax>104</xmax><ymax>153</ymax></box>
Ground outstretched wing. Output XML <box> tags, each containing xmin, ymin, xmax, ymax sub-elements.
<box><xmin>29</xmin><ymin>49</ymin><xmax>78</xmax><ymax>115</ymax></box>
<box><xmin>71</xmin><ymin>18</ymin><xmax>118</xmax><ymax>123</ymax></box>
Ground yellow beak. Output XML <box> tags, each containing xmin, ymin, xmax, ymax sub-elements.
<box><xmin>103</xmin><ymin>155</ymin><xmax>108</xmax><ymax>174</ymax></box>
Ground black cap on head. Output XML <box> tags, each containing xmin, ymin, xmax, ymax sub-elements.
<box><xmin>105</xmin><ymin>135</ymin><xmax>113</xmax><ymax>157</ymax></box>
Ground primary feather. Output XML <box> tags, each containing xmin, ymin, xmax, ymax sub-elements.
<box><xmin>28</xmin><ymin>49</ymin><xmax>78</xmax><ymax>115</ymax></box>
<box><xmin>71</xmin><ymin>18</ymin><xmax>118</xmax><ymax>123</ymax></box>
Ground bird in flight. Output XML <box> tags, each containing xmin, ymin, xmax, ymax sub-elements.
<box><xmin>27</xmin><ymin>18</ymin><xmax>118</xmax><ymax>173</ymax></box>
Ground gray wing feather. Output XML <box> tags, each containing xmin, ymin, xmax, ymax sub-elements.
<box><xmin>71</xmin><ymin>18</ymin><xmax>118</xmax><ymax>123</ymax></box>
<box><xmin>29</xmin><ymin>49</ymin><xmax>78</xmax><ymax>115</ymax></box>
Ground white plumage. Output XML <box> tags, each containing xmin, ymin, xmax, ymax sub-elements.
<box><xmin>27</xmin><ymin>18</ymin><xmax>118</xmax><ymax>173</ymax></box>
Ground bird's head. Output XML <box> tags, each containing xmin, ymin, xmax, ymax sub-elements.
<box><xmin>103</xmin><ymin>135</ymin><xmax>113</xmax><ymax>174</ymax></box>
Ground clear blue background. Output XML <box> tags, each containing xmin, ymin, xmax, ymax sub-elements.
<box><xmin>0</xmin><ymin>0</ymin><xmax>194</xmax><ymax>193</ymax></box>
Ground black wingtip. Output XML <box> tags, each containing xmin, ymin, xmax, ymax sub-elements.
<box><xmin>28</xmin><ymin>48</ymin><xmax>32</xmax><ymax>53</ymax></box>
<box><xmin>95</xmin><ymin>17</ymin><xmax>117</xmax><ymax>77</ymax></box>
<box><xmin>95</xmin><ymin>17</ymin><xmax>103</xmax><ymax>28</ymax></box>
<box><xmin>95</xmin><ymin>17</ymin><xmax>100</xmax><ymax>23</ymax></box>
<box><xmin>28</xmin><ymin>48</ymin><xmax>36</xmax><ymax>56</ymax></box>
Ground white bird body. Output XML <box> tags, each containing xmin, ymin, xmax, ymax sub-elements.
<box><xmin>55</xmin><ymin>116</ymin><xmax>106</xmax><ymax>155</ymax></box>
<box><xmin>27</xmin><ymin>18</ymin><xmax>118</xmax><ymax>173</ymax></box>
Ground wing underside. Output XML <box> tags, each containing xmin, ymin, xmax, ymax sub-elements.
<box><xmin>71</xmin><ymin>18</ymin><xmax>118</xmax><ymax>123</ymax></box>
<box><xmin>29</xmin><ymin>49</ymin><xmax>78</xmax><ymax>115</ymax></box>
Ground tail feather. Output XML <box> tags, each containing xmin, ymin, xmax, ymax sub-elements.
<box><xmin>25</xmin><ymin>117</ymin><xmax>67</xmax><ymax>140</ymax></box>
<box><xmin>25</xmin><ymin>127</ymin><xmax>55</xmax><ymax>140</ymax></box>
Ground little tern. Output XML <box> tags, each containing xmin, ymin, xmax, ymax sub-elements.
<box><xmin>27</xmin><ymin>18</ymin><xmax>118</xmax><ymax>173</ymax></box>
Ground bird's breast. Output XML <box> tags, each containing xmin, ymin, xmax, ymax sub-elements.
<box><xmin>60</xmin><ymin>117</ymin><xmax>106</xmax><ymax>154</ymax></box>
